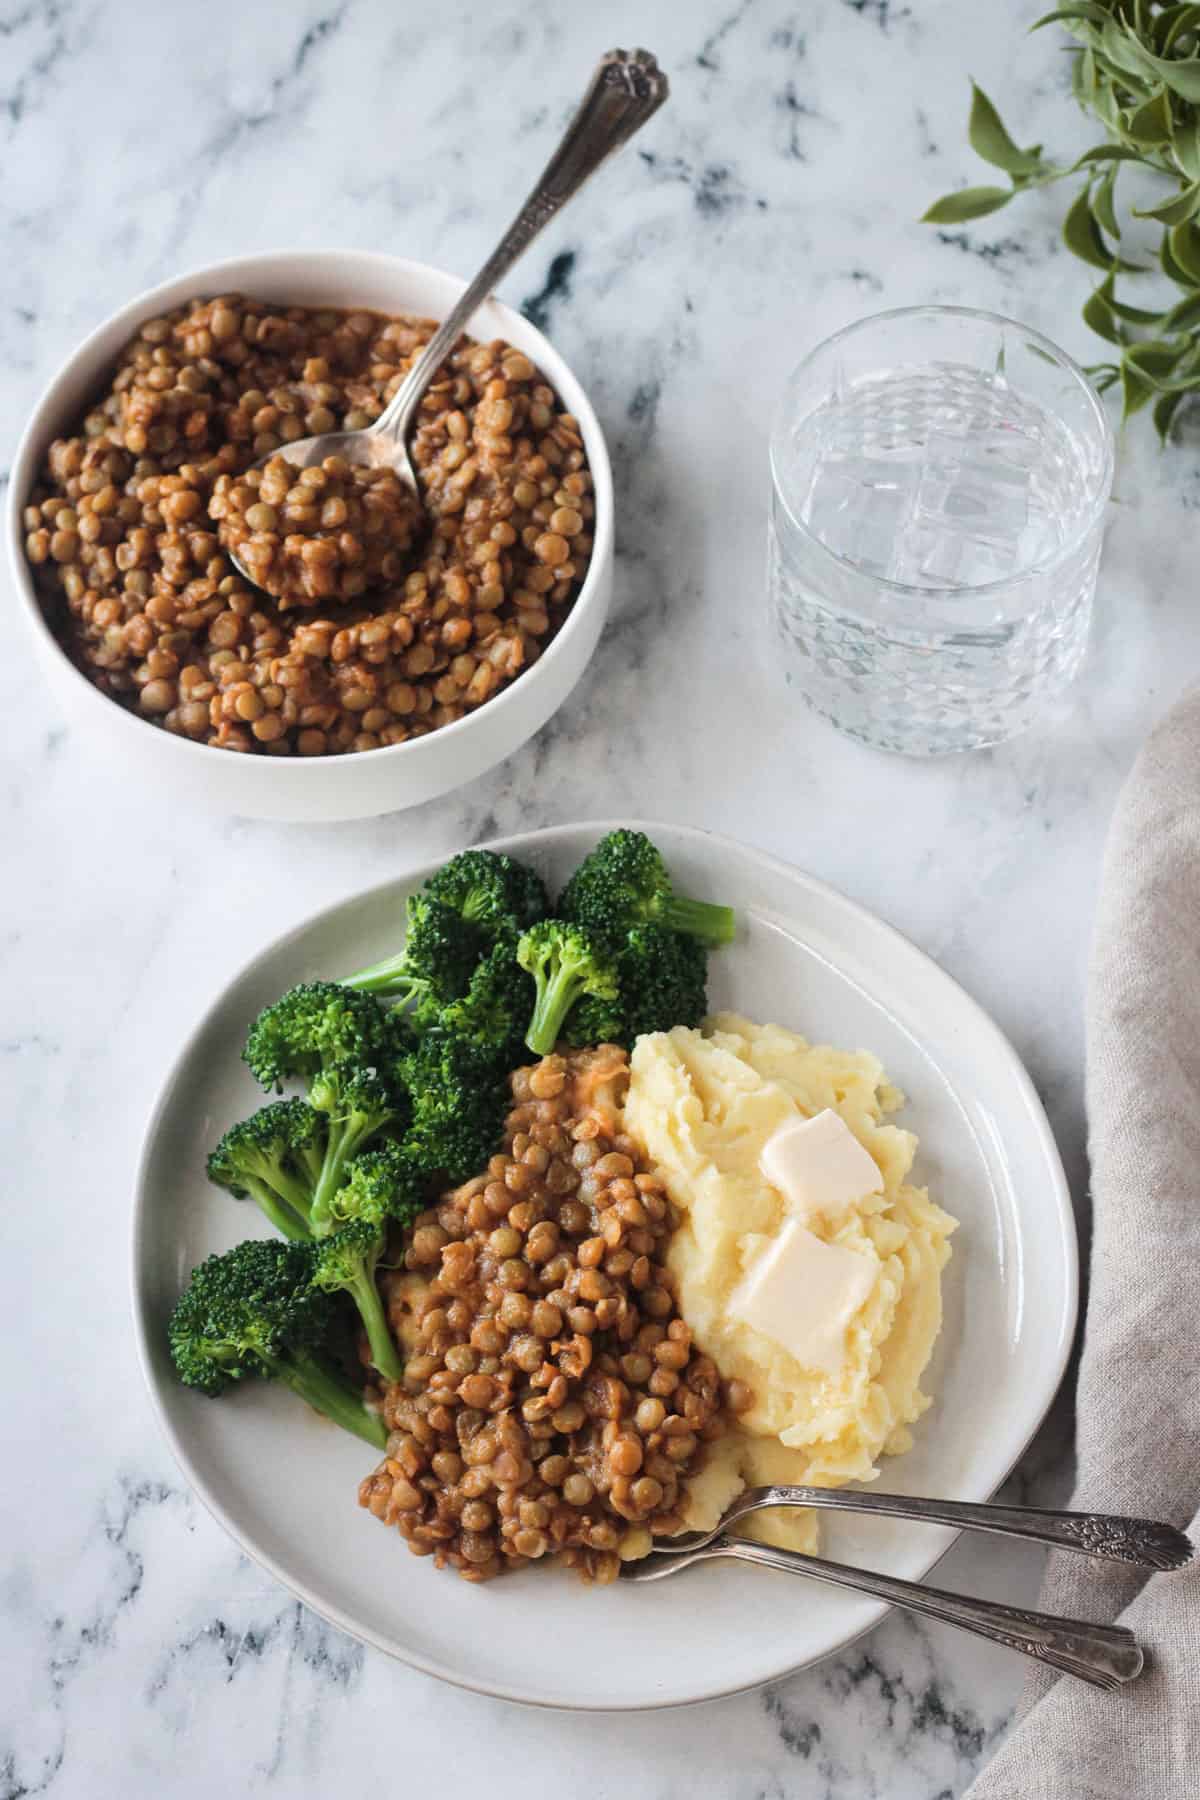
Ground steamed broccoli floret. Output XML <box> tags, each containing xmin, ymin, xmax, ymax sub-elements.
<box><xmin>313</xmin><ymin>1144</ymin><xmax>427</xmax><ymax>1380</ymax></box>
<box><xmin>560</xmin><ymin>991</ymin><xmax>626</xmax><ymax>1051</ymax></box>
<box><xmin>243</xmin><ymin>981</ymin><xmax>391</xmax><ymax>1092</ymax></box>
<box><xmin>517</xmin><ymin>920</ymin><xmax>620</xmax><ymax>1057</ymax></box>
<box><xmin>398</xmin><ymin>1031</ymin><xmax>510</xmax><ymax>1183</ymax></box>
<box><xmin>618</xmin><ymin>924</ymin><xmax>708</xmax><ymax>1042</ymax></box>
<box><xmin>563</xmin><ymin>924</ymin><xmax>708</xmax><ymax>1049</ymax></box>
<box><xmin>327</xmin><ymin>1140</ymin><xmax>428</xmax><ymax>1234</ymax></box>
<box><xmin>343</xmin><ymin>852</ymin><xmax>547</xmax><ymax>1004</ymax></box>
<box><xmin>420</xmin><ymin>942</ymin><xmax>533</xmax><ymax>1068</ymax></box>
<box><xmin>206</xmin><ymin>1099</ymin><xmax>325</xmax><ymax>1242</ymax></box>
<box><xmin>558</xmin><ymin>829</ymin><xmax>736</xmax><ymax>948</ymax></box>
<box><xmin>341</xmin><ymin>896</ymin><xmax>482</xmax><ymax>1006</ymax></box>
<box><xmin>167</xmin><ymin>1239</ymin><xmax>386</xmax><ymax>1450</ymax></box>
<box><xmin>423</xmin><ymin>849</ymin><xmax>548</xmax><ymax>940</ymax></box>
<box><xmin>241</xmin><ymin>982</ymin><xmax>406</xmax><ymax>1236</ymax></box>
<box><xmin>307</xmin><ymin>1067</ymin><xmax>409</xmax><ymax>1237</ymax></box>
<box><xmin>311</xmin><ymin>1217</ymin><xmax>401</xmax><ymax>1384</ymax></box>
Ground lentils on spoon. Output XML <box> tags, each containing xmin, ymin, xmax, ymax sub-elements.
<box><xmin>210</xmin><ymin>454</ymin><xmax>422</xmax><ymax>608</ymax></box>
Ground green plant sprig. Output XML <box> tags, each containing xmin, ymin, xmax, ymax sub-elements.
<box><xmin>924</xmin><ymin>2</ymin><xmax>1200</xmax><ymax>438</ymax></box>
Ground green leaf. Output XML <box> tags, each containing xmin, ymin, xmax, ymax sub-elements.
<box><xmin>1133</xmin><ymin>179</ymin><xmax>1200</xmax><ymax>223</ymax></box>
<box><xmin>1087</xmin><ymin>363</ymin><xmax>1122</xmax><ymax>392</ymax></box>
<box><xmin>1168</xmin><ymin>219</ymin><xmax>1200</xmax><ymax>281</ymax></box>
<box><xmin>1162</xmin><ymin>288</ymin><xmax>1200</xmax><ymax>329</ymax></box>
<box><xmin>1069</xmin><ymin>143</ymin><xmax>1148</xmax><ymax>167</ymax></box>
<box><xmin>1123</xmin><ymin>87</ymin><xmax>1174</xmax><ymax>146</ymax></box>
<box><xmin>1080</xmin><ymin>270</ymin><xmax>1168</xmax><ymax>341</ymax></box>
<box><xmin>1162</xmin><ymin>229</ymin><xmax>1196</xmax><ymax>284</ymax></box>
<box><xmin>1120</xmin><ymin>36</ymin><xmax>1200</xmax><ymax>102</ymax></box>
<box><xmin>1032</xmin><ymin>3</ymin><xmax>1110</xmax><ymax>24</ymax></box>
<box><xmin>922</xmin><ymin>186</ymin><xmax>1015</xmax><ymax>224</ymax></box>
<box><xmin>1090</xmin><ymin>74</ymin><xmax>1126</xmax><ymax>134</ymax></box>
<box><xmin>966</xmin><ymin>81</ymin><xmax>1045</xmax><ymax>176</ymax></box>
<box><xmin>1154</xmin><ymin>389</ymin><xmax>1185</xmax><ymax>441</ymax></box>
<box><xmin>1162</xmin><ymin>5</ymin><xmax>1200</xmax><ymax>55</ymax></box>
<box><xmin>1119</xmin><ymin>340</ymin><xmax>1196</xmax><ymax>398</ymax></box>
<box><xmin>1169</xmin><ymin>112</ymin><xmax>1200</xmax><ymax>180</ymax></box>
<box><xmin>1100</xmin><ymin>18</ymin><xmax>1157</xmax><ymax>81</ymax></box>
<box><xmin>1062</xmin><ymin>182</ymin><xmax>1144</xmax><ymax>269</ymax></box>
<box><xmin>1123</xmin><ymin>362</ymin><xmax>1200</xmax><ymax>394</ymax></box>
<box><xmin>1105</xmin><ymin>291</ymin><xmax>1167</xmax><ymax>324</ymax></box>
<box><xmin>1074</xmin><ymin>46</ymin><xmax>1099</xmax><ymax>105</ymax></box>
<box><xmin>1083</xmin><ymin>275</ymin><xmax>1126</xmax><ymax>343</ymax></box>
<box><xmin>1094</xmin><ymin>164</ymin><xmax>1121</xmax><ymax>235</ymax></box>
<box><xmin>1063</xmin><ymin>186</ymin><xmax>1112</xmax><ymax>271</ymax></box>
<box><xmin>1121</xmin><ymin>359</ymin><xmax>1156</xmax><ymax>417</ymax></box>
<box><xmin>1126</xmin><ymin>338</ymin><xmax>1187</xmax><ymax>376</ymax></box>
<box><xmin>1146</xmin><ymin>365</ymin><xmax>1200</xmax><ymax>392</ymax></box>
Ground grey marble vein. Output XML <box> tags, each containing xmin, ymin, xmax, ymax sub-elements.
<box><xmin>2</xmin><ymin>0</ymin><xmax>1194</xmax><ymax>1793</ymax></box>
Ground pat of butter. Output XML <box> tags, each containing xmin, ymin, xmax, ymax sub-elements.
<box><xmin>729</xmin><ymin>1219</ymin><xmax>877</xmax><ymax>1378</ymax></box>
<box><xmin>760</xmin><ymin>1109</ymin><xmax>883</xmax><ymax>1224</ymax></box>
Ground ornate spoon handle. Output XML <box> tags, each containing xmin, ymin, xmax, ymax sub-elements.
<box><xmin>728</xmin><ymin>1486</ymin><xmax>1193</xmax><ymax>1571</ymax></box>
<box><xmin>712</xmin><ymin>1537</ymin><xmax>1144</xmax><ymax>1690</ymax></box>
<box><xmin>375</xmin><ymin>48</ymin><xmax>668</xmax><ymax>447</ymax></box>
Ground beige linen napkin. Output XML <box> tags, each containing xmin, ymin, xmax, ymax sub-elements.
<box><xmin>967</xmin><ymin>690</ymin><xmax>1200</xmax><ymax>1799</ymax></box>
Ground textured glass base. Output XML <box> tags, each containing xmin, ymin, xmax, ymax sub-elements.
<box><xmin>770</xmin><ymin>518</ymin><xmax>1101</xmax><ymax>756</ymax></box>
<box><xmin>768</xmin><ymin>526</ymin><xmax>1097</xmax><ymax>757</ymax></box>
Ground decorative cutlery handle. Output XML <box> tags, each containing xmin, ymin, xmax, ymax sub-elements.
<box><xmin>377</xmin><ymin>49</ymin><xmax>668</xmax><ymax>445</ymax></box>
<box><xmin>718</xmin><ymin>1537</ymin><xmax>1144</xmax><ymax>1690</ymax></box>
<box><xmin>742</xmin><ymin>1486</ymin><xmax>1193</xmax><ymax>1571</ymax></box>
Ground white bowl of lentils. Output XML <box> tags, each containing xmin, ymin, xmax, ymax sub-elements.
<box><xmin>8</xmin><ymin>250</ymin><xmax>613</xmax><ymax>822</ymax></box>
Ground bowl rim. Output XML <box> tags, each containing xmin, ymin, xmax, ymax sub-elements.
<box><xmin>129</xmin><ymin>818</ymin><xmax>1079</xmax><ymax>1711</ymax></box>
<box><xmin>6</xmin><ymin>248</ymin><xmax>614</xmax><ymax>776</ymax></box>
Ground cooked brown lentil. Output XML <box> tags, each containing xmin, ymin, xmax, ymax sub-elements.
<box><xmin>210</xmin><ymin>454</ymin><xmax>422</xmax><ymax>607</ymax></box>
<box><xmin>359</xmin><ymin>1046</ymin><xmax>728</xmax><ymax>1584</ymax></box>
<box><xmin>25</xmin><ymin>296</ymin><xmax>595</xmax><ymax>757</ymax></box>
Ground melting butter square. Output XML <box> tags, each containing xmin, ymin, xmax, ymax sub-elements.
<box><xmin>760</xmin><ymin>1107</ymin><xmax>882</xmax><ymax>1224</ymax></box>
<box><xmin>728</xmin><ymin>1218</ymin><xmax>878</xmax><ymax>1377</ymax></box>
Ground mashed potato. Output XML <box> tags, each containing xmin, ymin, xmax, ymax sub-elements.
<box><xmin>624</xmin><ymin>1014</ymin><xmax>957</xmax><ymax>1553</ymax></box>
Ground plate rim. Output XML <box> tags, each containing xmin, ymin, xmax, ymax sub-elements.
<box><xmin>130</xmin><ymin>819</ymin><xmax>1079</xmax><ymax>1710</ymax></box>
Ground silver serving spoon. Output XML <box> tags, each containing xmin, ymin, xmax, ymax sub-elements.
<box><xmin>226</xmin><ymin>47</ymin><xmax>668</xmax><ymax>589</ymax></box>
<box><xmin>620</xmin><ymin>1534</ymin><xmax>1145</xmax><ymax>1692</ymax></box>
<box><xmin>644</xmin><ymin>1482</ymin><xmax>1194</xmax><ymax>1571</ymax></box>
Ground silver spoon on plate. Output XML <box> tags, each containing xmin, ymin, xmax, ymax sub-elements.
<box><xmin>224</xmin><ymin>47</ymin><xmax>667</xmax><ymax>591</ymax></box>
<box><xmin>631</xmin><ymin>1481</ymin><xmax>1193</xmax><ymax>1569</ymax></box>
<box><xmin>619</xmin><ymin>1484</ymin><xmax>1192</xmax><ymax>1691</ymax></box>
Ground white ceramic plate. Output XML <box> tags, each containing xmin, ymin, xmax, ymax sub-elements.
<box><xmin>132</xmin><ymin>822</ymin><xmax>1077</xmax><ymax>1711</ymax></box>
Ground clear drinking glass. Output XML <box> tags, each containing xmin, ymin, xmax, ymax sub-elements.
<box><xmin>767</xmin><ymin>306</ymin><xmax>1115</xmax><ymax>754</ymax></box>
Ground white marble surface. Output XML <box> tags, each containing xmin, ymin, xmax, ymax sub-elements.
<box><xmin>3</xmin><ymin>0</ymin><xmax>1195</xmax><ymax>1793</ymax></box>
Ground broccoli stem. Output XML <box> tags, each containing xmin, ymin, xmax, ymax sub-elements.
<box><xmin>264</xmin><ymin>1349</ymin><xmax>387</xmax><ymax>1450</ymax></box>
<box><xmin>344</xmin><ymin>1265</ymin><xmax>404</xmax><ymax>1383</ymax></box>
<box><xmin>310</xmin><ymin>1116</ymin><xmax>376</xmax><ymax>1236</ymax></box>
<box><xmin>271</xmin><ymin>1163</ymin><xmax>322</xmax><ymax>1226</ymax></box>
<box><xmin>526</xmin><ymin>965</ymin><xmax>588</xmax><ymax>1057</ymax></box>
<box><xmin>340</xmin><ymin>955</ymin><xmax>416</xmax><ymax>998</ymax></box>
<box><xmin>244</xmin><ymin>1176</ymin><xmax>312</xmax><ymax>1242</ymax></box>
<box><xmin>663</xmin><ymin>895</ymin><xmax>737</xmax><ymax>946</ymax></box>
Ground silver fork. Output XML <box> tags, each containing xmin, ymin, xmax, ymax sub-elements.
<box><xmin>646</xmin><ymin>1483</ymin><xmax>1193</xmax><ymax>1571</ymax></box>
<box><xmin>620</xmin><ymin>1534</ymin><xmax>1145</xmax><ymax>1690</ymax></box>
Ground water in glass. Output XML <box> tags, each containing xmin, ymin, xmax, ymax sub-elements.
<box><xmin>768</xmin><ymin>312</ymin><xmax>1112</xmax><ymax>755</ymax></box>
